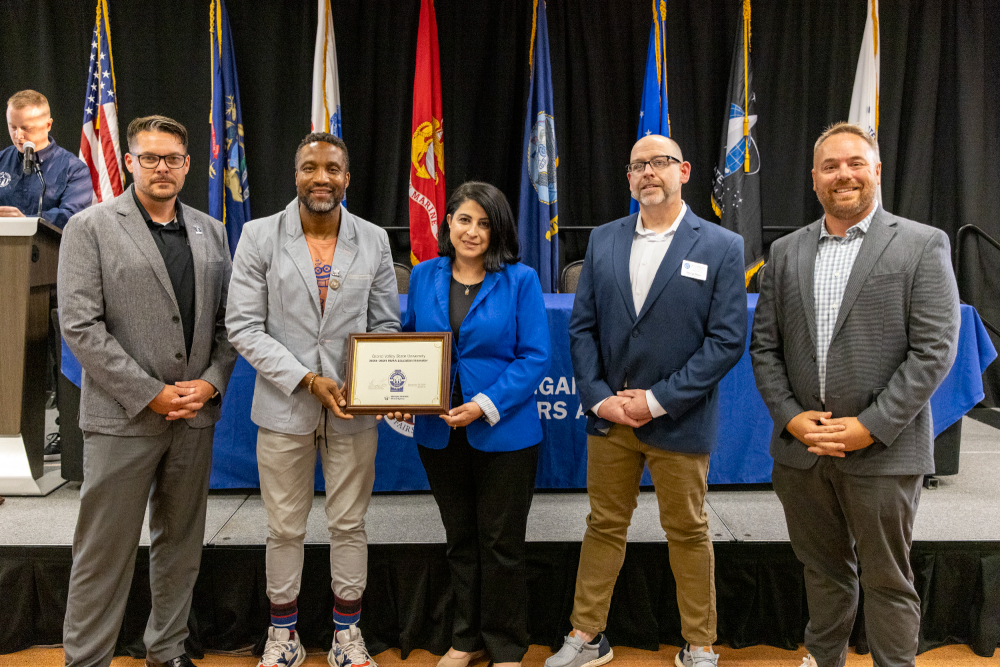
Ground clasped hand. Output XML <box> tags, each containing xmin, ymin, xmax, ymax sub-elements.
<box><xmin>597</xmin><ymin>389</ymin><xmax>652</xmax><ymax>427</ymax></box>
<box><xmin>786</xmin><ymin>411</ymin><xmax>874</xmax><ymax>457</ymax></box>
<box><xmin>148</xmin><ymin>380</ymin><xmax>216</xmax><ymax>420</ymax></box>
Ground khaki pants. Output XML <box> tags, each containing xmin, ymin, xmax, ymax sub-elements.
<box><xmin>570</xmin><ymin>424</ymin><xmax>716</xmax><ymax>646</ymax></box>
<box><xmin>257</xmin><ymin>421</ymin><xmax>378</xmax><ymax>604</ymax></box>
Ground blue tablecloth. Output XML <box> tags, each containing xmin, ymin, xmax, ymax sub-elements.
<box><xmin>62</xmin><ymin>295</ymin><xmax>996</xmax><ymax>490</ymax></box>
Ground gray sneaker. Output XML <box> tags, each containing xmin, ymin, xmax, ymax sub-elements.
<box><xmin>545</xmin><ymin>633</ymin><xmax>613</xmax><ymax>667</ymax></box>
<box><xmin>674</xmin><ymin>643</ymin><xmax>718</xmax><ymax>667</ymax></box>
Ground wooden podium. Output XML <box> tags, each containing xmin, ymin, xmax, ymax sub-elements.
<box><xmin>0</xmin><ymin>217</ymin><xmax>65</xmax><ymax>495</ymax></box>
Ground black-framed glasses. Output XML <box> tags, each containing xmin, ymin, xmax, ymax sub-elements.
<box><xmin>134</xmin><ymin>153</ymin><xmax>187</xmax><ymax>169</ymax></box>
<box><xmin>626</xmin><ymin>155</ymin><xmax>681</xmax><ymax>174</ymax></box>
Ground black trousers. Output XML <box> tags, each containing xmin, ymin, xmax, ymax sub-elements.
<box><xmin>418</xmin><ymin>428</ymin><xmax>539</xmax><ymax>663</ymax></box>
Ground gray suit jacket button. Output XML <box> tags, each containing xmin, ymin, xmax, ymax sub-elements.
<box><xmin>175</xmin><ymin>352</ymin><xmax>183</xmax><ymax>360</ymax></box>
<box><xmin>172</xmin><ymin>315</ymin><xmax>180</xmax><ymax>323</ymax></box>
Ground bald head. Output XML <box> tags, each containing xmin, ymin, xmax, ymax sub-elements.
<box><xmin>631</xmin><ymin>134</ymin><xmax>683</xmax><ymax>162</ymax></box>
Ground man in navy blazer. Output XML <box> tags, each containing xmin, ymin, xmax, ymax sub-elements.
<box><xmin>549</xmin><ymin>135</ymin><xmax>746</xmax><ymax>667</ymax></box>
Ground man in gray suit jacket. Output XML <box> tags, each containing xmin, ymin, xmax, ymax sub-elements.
<box><xmin>227</xmin><ymin>133</ymin><xmax>400</xmax><ymax>667</ymax></box>
<box><xmin>58</xmin><ymin>116</ymin><xmax>236</xmax><ymax>667</ymax></box>
<box><xmin>750</xmin><ymin>123</ymin><xmax>960</xmax><ymax>667</ymax></box>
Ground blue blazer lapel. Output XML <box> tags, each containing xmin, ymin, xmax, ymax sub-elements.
<box><xmin>635</xmin><ymin>211</ymin><xmax>699</xmax><ymax>323</ymax></box>
<box><xmin>613</xmin><ymin>215</ymin><xmax>637</xmax><ymax>323</ymax></box>
<box><xmin>467</xmin><ymin>270</ymin><xmax>500</xmax><ymax>320</ymax></box>
<box><xmin>830</xmin><ymin>210</ymin><xmax>896</xmax><ymax>341</ymax></box>
<box><xmin>282</xmin><ymin>200</ymin><xmax>322</xmax><ymax>315</ymax></box>
<box><xmin>797</xmin><ymin>219</ymin><xmax>822</xmax><ymax>347</ymax></box>
<box><xmin>433</xmin><ymin>260</ymin><xmax>458</xmax><ymax>353</ymax></box>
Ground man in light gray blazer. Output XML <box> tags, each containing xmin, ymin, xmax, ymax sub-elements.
<box><xmin>750</xmin><ymin>123</ymin><xmax>960</xmax><ymax>667</ymax></box>
<box><xmin>227</xmin><ymin>132</ymin><xmax>399</xmax><ymax>667</ymax></box>
<box><xmin>59</xmin><ymin>116</ymin><xmax>236</xmax><ymax>667</ymax></box>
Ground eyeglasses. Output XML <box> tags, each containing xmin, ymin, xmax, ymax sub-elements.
<box><xmin>134</xmin><ymin>153</ymin><xmax>187</xmax><ymax>169</ymax></box>
<box><xmin>626</xmin><ymin>155</ymin><xmax>681</xmax><ymax>174</ymax></box>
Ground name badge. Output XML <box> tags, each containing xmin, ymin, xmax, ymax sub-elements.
<box><xmin>681</xmin><ymin>260</ymin><xmax>708</xmax><ymax>281</ymax></box>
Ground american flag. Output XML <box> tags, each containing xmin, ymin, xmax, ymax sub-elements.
<box><xmin>79</xmin><ymin>0</ymin><xmax>124</xmax><ymax>203</ymax></box>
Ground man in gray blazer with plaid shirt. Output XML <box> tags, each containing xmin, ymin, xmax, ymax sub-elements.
<box><xmin>751</xmin><ymin>123</ymin><xmax>960</xmax><ymax>667</ymax></box>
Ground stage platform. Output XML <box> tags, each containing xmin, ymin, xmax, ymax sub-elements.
<box><xmin>2</xmin><ymin>415</ymin><xmax>998</xmax><ymax>660</ymax></box>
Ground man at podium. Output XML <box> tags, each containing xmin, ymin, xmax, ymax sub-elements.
<box><xmin>1</xmin><ymin>89</ymin><xmax>91</xmax><ymax>227</ymax></box>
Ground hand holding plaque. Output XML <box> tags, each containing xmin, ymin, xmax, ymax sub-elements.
<box><xmin>344</xmin><ymin>333</ymin><xmax>452</xmax><ymax>415</ymax></box>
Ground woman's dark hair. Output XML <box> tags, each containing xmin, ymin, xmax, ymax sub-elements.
<box><xmin>438</xmin><ymin>181</ymin><xmax>520</xmax><ymax>272</ymax></box>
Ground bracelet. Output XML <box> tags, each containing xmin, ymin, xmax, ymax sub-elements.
<box><xmin>307</xmin><ymin>373</ymin><xmax>318</xmax><ymax>395</ymax></box>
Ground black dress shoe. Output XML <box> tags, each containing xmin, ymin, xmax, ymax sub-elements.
<box><xmin>145</xmin><ymin>655</ymin><xmax>196</xmax><ymax>667</ymax></box>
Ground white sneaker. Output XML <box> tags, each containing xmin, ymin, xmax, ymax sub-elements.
<box><xmin>798</xmin><ymin>655</ymin><xmax>818</xmax><ymax>667</ymax></box>
<box><xmin>258</xmin><ymin>626</ymin><xmax>306</xmax><ymax>667</ymax></box>
<box><xmin>328</xmin><ymin>624</ymin><xmax>377</xmax><ymax>667</ymax></box>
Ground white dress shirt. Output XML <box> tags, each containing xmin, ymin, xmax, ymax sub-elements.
<box><xmin>592</xmin><ymin>203</ymin><xmax>688</xmax><ymax>420</ymax></box>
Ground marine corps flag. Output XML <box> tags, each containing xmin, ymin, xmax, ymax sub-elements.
<box><xmin>517</xmin><ymin>0</ymin><xmax>559</xmax><ymax>293</ymax></box>
<box><xmin>408</xmin><ymin>0</ymin><xmax>446</xmax><ymax>265</ymax></box>
<box><xmin>632</xmin><ymin>0</ymin><xmax>671</xmax><ymax>215</ymax></box>
<box><xmin>711</xmin><ymin>0</ymin><xmax>763</xmax><ymax>287</ymax></box>
<box><xmin>209</xmin><ymin>0</ymin><xmax>251</xmax><ymax>255</ymax></box>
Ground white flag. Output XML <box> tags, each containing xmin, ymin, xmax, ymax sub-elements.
<box><xmin>311</xmin><ymin>0</ymin><xmax>342</xmax><ymax>137</ymax></box>
<box><xmin>848</xmin><ymin>0</ymin><xmax>880</xmax><ymax>200</ymax></box>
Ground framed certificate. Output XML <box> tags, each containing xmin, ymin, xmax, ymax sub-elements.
<box><xmin>344</xmin><ymin>332</ymin><xmax>452</xmax><ymax>414</ymax></box>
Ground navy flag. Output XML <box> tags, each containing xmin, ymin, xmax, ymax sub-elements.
<box><xmin>517</xmin><ymin>0</ymin><xmax>559</xmax><ymax>292</ymax></box>
<box><xmin>209</xmin><ymin>0</ymin><xmax>251</xmax><ymax>254</ymax></box>
<box><xmin>711</xmin><ymin>0</ymin><xmax>763</xmax><ymax>287</ymax></box>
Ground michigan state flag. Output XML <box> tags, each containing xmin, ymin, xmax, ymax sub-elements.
<box><xmin>517</xmin><ymin>0</ymin><xmax>559</xmax><ymax>292</ymax></box>
<box><xmin>209</xmin><ymin>0</ymin><xmax>251</xmax><ymax>255</ymax></box>
<box><xmin>711</xmin><ymin>0</ymin><xmax>763</xmax><ymax>286</ymax></box>
<box><xmin>632</xmin><ymin>0</ymin><xmax>670</xmax><ymax>215</ymax></box>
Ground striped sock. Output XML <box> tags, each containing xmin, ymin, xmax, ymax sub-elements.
<box><xmin>333</xmin><ymin>595</ymin><xmax>362</xmax><ymax>633</ymax></box>
<box><xmin>270</xmin><ymin>599</ymin><xmax>297</xmax><ymax>635</ymax></box>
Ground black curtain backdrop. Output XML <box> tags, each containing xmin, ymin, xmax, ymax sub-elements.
<box><xmin>3</xmin><ymin>0</ymin><xmax>999</xmax><ymax>266</ymax></box>
<box><xmin>2</xmin><ymin>542</ymin><xmax>998</xmax><ymax>658</ymax></box>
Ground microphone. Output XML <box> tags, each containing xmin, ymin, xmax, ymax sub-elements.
<box><xmin>22</xmin><ymin>141</ymin><xmax>37</xmax><ymax>175</ymax></box>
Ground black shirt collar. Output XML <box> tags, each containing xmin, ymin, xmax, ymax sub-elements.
<box><xmin>132</xmin><ymin>186</ymin><xmax>186</xmax><ymax>231</ymax></box>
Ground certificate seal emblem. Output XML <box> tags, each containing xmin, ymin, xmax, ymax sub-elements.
<box><xmin>389</xmin><ymin>369</ymin><xmax>406</xmax><ymax>393</ymax></box>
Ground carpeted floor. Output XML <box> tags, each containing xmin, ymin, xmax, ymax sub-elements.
<box><xmin>1</xmin><ymin>644</ymin><xmax>994</xmax><ymax>667</ymax></box>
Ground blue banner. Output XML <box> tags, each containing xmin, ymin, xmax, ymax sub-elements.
<box><xmin>632</xmin><ymin>0</ymin><xmax>671</xmax><ymax>215</ymax></box>
<box><xmin>209</xmin><ymin>0</ymin><xmax>251</xmax><ymax>255</ymax></box>
<box><xmin>517</xmin><ymin>0</ymin><xmax>559</xmax><ymax>293</ymax></box>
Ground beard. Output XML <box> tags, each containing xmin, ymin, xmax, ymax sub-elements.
<box><xmin>817</xmin><ymin>179</ymin><xmax>877</xmax><ymax>220</ymax></box>
<box><xmin>139</xmin><ymin>178</ymin><xmax>180</xmax><ymax>202</ymax></box>
<box><xmin>298</xmin><ymin>190</ymin><xmax>340</xmax><ymax>213</ymax></box>
<box><xmin>631</xmin><ymin>179</ymin><xmax>674</xmax><ymax>207</ymax></box>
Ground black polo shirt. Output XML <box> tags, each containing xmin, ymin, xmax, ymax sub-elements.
<box><xmin>132</xmin><ymin>188</ymin><xmax>195</xmax><ymax>357</ymax></box>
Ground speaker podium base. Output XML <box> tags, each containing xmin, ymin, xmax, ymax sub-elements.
<box><xmin>0</xmin><ymin>435</ymin><xmax>66</xmax><ymax>496</ymax></box>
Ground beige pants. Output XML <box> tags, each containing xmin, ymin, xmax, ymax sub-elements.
<box><xmin>256</xmin><ymin>422</ymin><xmax>378</xmax><ymax>604</ymax></box>
<box><xmin>570</xmin><ymin>423</ymin><xmax>716</xmax><ymax>646</ymax></box>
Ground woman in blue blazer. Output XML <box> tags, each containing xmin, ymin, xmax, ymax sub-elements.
<box><xmin>400</xmin><ymin>181</ymin><xmax>550</xmax><ymax>667</ymax></box>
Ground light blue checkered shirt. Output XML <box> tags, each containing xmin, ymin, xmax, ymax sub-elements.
<box><xmin>814</xmin><ymin>204</ymin><xmax>878</xmax><ymax>403</ymax></box>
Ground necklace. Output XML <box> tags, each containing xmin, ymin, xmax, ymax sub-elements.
<box><xmin>454</xmin><ymin>278</ymin><xmax>483</xmax><ymax>296</ymax></box>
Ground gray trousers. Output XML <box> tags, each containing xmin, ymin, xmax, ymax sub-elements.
<box><xmin>772</xmin><ymin>459</ymin><xmax>923</xmax><ymax>667</ymax></box>
<box><xmin>256</xmin><ymin>422</ymin><xmax>377</xmax><ymax>605</ymax></box>
<box><xmin>63</xmin><ymin>420</ymin><xmax>215</xmax><ymax>667</ymax></box>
